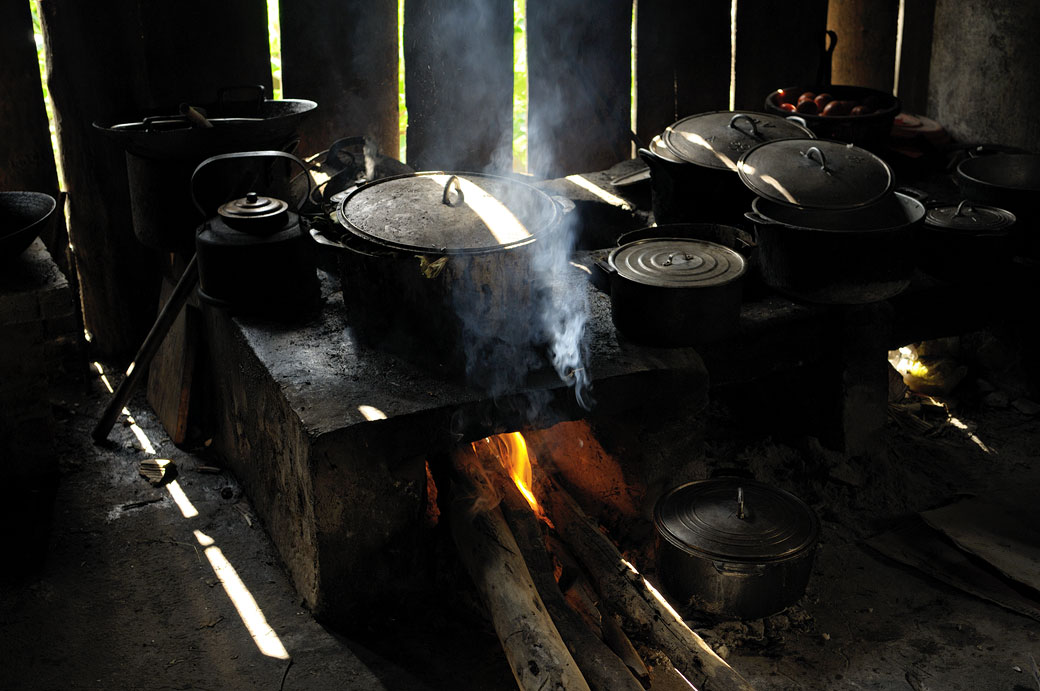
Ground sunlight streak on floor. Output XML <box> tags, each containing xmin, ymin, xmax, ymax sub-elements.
<box><xmin>166</xmin><ymin>480</ymin><xmax>199</xmax><ymax>519</ymax></box>
<box><xmin>194</xmin><ymin>530</ymin><xmax>291</xmax><ymax>660</ymax></box>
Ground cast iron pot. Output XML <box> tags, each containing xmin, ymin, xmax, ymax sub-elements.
<box><xmin>955</xmin><ymin>153</ymin><xmax>1040</xmax><ymax>257</ymax></box>
<box><xmin>738</xmin><ymin>138</ymin><xmax>925</xmax><ymax>303</ymax></box>
<box><xmin>95</xmin><ymin>85</ymin><xmax>317</xmax><ymax>253</ymax></box>
<box><xmin>764</xmin><ymin>84</ymin><xmax>901</xmax><ymax>151</ymax></box>
<box><xmin>655</xmin><ymin>478</ymin><xmax>820</xmax><ymax>620</ymax></box>
<box><xmin>916</xmin><ymin>200</ymin><xmax>1016</xmax><ymax>284</ymax></box>
<box><xmin>311</xmin><ymin>171</ymin><xmax>573</xmax><ymax>376</ymax></box>
<box><xmin>606</xmin><ymin>237</ymin><xmax>746</xmax><ymax>346</ymax></box>
<box><xmin>193</xmin><ymin>151</ymin><xmax>319</xmax><ymax>319</ymax></box>
<box><xmin>0</xmin><ymin>192</ymin><xmax>56</xmax><ymax>262</ymax></box>
<box><xmin>639</xmin><ymin>111</ymin><xmax>814</xmax><ymax>226</ymax></box>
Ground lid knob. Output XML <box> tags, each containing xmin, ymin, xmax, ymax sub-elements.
<box><xmin>737</xmin><ymin>486</ymin><xmax>748</xmax><ymax>520</ymax></box>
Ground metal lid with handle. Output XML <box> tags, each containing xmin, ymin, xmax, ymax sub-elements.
<box><xmin>661</xmin><ymin>111</ymin><xmax>815</xmax><ymax>172</ymax></box>
<box><xmin>737</xmin><ymin>138</ymin><xmax>894</xmax><ymax>210</ymax></box>
<box><xmin>654</xmin><ymin>478</ymin><xmax>820</xmax><ymax>563</ymax></box>
<box><xmin>925</xmin><ymin>200</ymin><xmax>1016</xmax><ymax>234</ymax></box>
<box><xmin>608</xmin><ymin>238</ymin><xmax>746</xmax><ymax>288</ymax></box>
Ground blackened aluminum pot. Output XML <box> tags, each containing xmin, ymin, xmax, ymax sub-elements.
<box><xmin>654</xmin><ymin>478</ymin><xmax>819</xmax><ymax>620</ymax></box>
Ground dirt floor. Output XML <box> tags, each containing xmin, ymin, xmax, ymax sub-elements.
<box><xmin>2</xmin><ymin>327</ymin><xmax>1039</xmax><ymax>691</ymax></box>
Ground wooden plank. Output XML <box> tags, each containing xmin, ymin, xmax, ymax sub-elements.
<box><xmin>280</xmin><ymin>0</ymin><xmax>399</xmax><ymax>159</ymax></box>
<box><xmin>0</xmin><ymin>0</ymin><xmax>69</xmax><ymax>276</ymax></box>
<box><xmin>403</xmin><ymin>0</ymin><xmax>513</xmax><ymax>172</ymax></box>
<box><xmin>827</xmin><ymin>0</ymin><xmax>899</xmax><ymax>92</ymax></box>
<box><xmin>38</xmin><ymin>0</ymin><xmax>272</xmax><ymax>357</ymax></box>
<box><xmin>734</xmin><ymin>0</ymin><xmax>829</xmax><ymax>110</ymax></box>
<box><xmin>528</xmin><ymin>0</ymin><xmax>632</xmax><ymax>177</ymax></box>
<box><xmin>147</xmin><ymin>263</ymin><xmax>199</xmax><ymax>446</ymax></box>
<box><xmin>636</xmin><ymin>0</ymin><xmax>730</xmax><ymax>145</ymax></box>
<box><xmin>895</xmin><ymin>0</ymin><xmax>935</xmax><ymax>114</ymax></box>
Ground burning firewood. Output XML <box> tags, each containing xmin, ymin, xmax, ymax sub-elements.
<box><xmin>539</xmin><ymin>479</ymin><xmax>756</xmax><ymax>691</ymax></box>
<box><xmin>449</xmin><ymin>447</ymin><xmax>591</xmax><ymax>691</ymax></box>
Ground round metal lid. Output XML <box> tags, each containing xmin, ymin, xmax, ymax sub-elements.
<box><xmin>662</xmin><ymin>111</ymin><xmax>814</xmax><ymax>172</ymax></box>
<box><xmin>218</xmin><ymin>192</ymin><xmax>288</xmax><ymax>221</ymax></box>
<box><xmin>925</xmin><ymin>200</ymin><xmax>1016</xmax><ymax>233</ymax></box>
<box><xmin>338</xmin><ymin>172</ymin><xmax>559</xmax><ymax>254</ymax></box>
<box><xmin>654</xmin><ymin>478</ymin><xmax>819</xmax><ymax>562</ymax></box>
<box><xmin>610</xmin><ymin>238</ymin><xmax>746</xmax><ymax>288</ymax></box>
<box><xmin>737</xmin><ymin>138</ymin><xmax>894</xmax><ymax>210</ymax></box>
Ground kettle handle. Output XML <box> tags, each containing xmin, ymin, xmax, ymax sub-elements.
<box><xmin>190</xmin><ymin>150</ymin><xmax>313</xmax><ymax>217</ymax></box>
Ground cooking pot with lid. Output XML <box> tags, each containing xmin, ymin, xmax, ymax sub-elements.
<box><xmin>639</xmin><ymin>111</ymin><xmax>814</xmax><ymax>226</ymax></box>
<box><xmin>655</xmin><ymin>478</ymin><xmax>820</xmax><ymax>620</ymax></box>
<box><xmin>311</xmin><ymin>171</ymin><xmax>575</xmax><ymax>379</ymax></box>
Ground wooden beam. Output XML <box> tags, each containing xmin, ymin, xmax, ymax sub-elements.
<box><xmin>895</xmin><ymin>0</ymin><xmax>936</xmax><ymax>114</ymax></box>
<box><xmin>827</xmin><ymin>0</ymin><xmax>899</xmax><ymax>93</ymax></box>
<box><xmin>636</xmin><ymin>0</ymin><xmax>730</xmax><ymax>145</ymax></box>
<box><xmin>734</xmin><ymin>0</ymin><xmax>829</xmax><ymax>110</ymax></box>
<box><xmin>404</xmin><ymin>0</ymin><xmax>513</xmax><ymax>172</ymax></box>
<box><xmin>280</xmin><ymin>0</ymin><xmax>399</xmax><ymax>159</ymax></box>
<box><xmin>528</xmin><ymin>0</ymin><xmax>632</xmax><ymax>177</ymax></box>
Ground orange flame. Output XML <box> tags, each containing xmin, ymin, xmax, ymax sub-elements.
<box><xmin>473</xmin><ymin>432</ymin><xmax>547</xmax><ymax>520</ymax></box>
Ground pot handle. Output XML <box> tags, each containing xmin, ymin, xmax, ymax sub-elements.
<box><xmin>729</xmin><ymin>113</ymin><xmax>762</xmax><ymax>139</ymax></box>
<box><xmin>803</xmin><ymin>146</ymin><xmax>828</xmax><ymax>171</ymax></box>
<box><xmin>190</xmin><ymin>150</ymin><xmax>313</xmax><ymax>217</ymax></box>
<box><xmin>553</xmin><ymin>195</ymin><xmax>577</xmax><ymax>216</ymax></box>
<box><xmin>308</xmin><ymin>223</ymin><xmax>393</xmax><ymax>259</ymax></box>
<box><xmin>744</xmin><ymin>211</ymin><xmax>777</xmax><ymax>225</ymax></box>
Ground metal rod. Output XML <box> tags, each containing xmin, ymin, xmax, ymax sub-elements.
<box><xmin>92</xmin><ymin>254</ymin><xmax>199</xmax><ymax>443</ymax></box>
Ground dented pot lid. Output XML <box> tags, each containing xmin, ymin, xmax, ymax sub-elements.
<box><xmin>737</xmin><ymin>138</ymin><xmax>894</xmax><ymax>210</ymax></box>
<box><xmin>661</xmin><ymin>111</ymin><xmax>814</xmax><ymax>172</ymax></box>
<box><xmin>609</xmin><ymin>238</ymin><xmax>746</xmax><ymax>289</ymax></box>
<box><xmin>338</xmin><ymin>171</ymin><xmax>560</xmax><ymax>255</ymax></box>
<box><xmin>654</xmin><ymin>478</ymin><xmax>820</xmax><ymax>562</ymax></box>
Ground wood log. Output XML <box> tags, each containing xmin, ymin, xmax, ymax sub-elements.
<box><xmin>404</xmin><ymin>0</ymin><xmax>513</xmax><ymax>172</ymax></box>
<box><xmin>540</xmin><ymin>479</ymin><xmax>755</xmax><ymax>691</ymax></box>
<box><xmin>464</xmin><ymin>448</ymin><xmax>646</xmax><ymax>691</ymax></box>
<box><xmin>894</xmin><ymin>0</ymin><xmax>936</xmax><ymax>114</ymax></box>
<box><xmin>450</xmin><ymin>449</ymin><xmax>591</xmax><ymax>691</ymax></box>
<box><xmin>280</xmin><ymin>0</ymin><xmax>399</xmax><ymax>159</ymax></box>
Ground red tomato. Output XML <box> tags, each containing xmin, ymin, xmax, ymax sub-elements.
<box><xmin>797</xmin><ymin>92</ymin><xmax>817</xmax><ymax>105</ymax></box>
<box><xmin>814</xmin><ymin>93</ymin><xmax>834</xmax><ymax>109</ymax></box>
<box><xmin>779</xmin><ymin>102</ymin><xmax>798</xmax><ymax>112</ymax></box>
<box><xmin>796</xmin><ymin>99</ymin><xmax>819</xmax><ymax>115</ymax></box>
<box><xmin>822</xmin><ymin>100</ymin><xmax>853</xmax><ymax>116</ymax></box>
<box><xmin>850</xmin><ymin>105</ymin><xmax>874</xmax><ymax>116</ymax></box>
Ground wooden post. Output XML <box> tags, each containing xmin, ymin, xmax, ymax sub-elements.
<box><xmin>527</xmin><ymin>0</ymin><xmax>632</xmax><ymax>177</ymax></box>
<box><xmin>403</xmin><ymin>0</ymin><xmax>513</xmax><ymax>172</ymax></box>
<box><xmin>827</xmin><ymin>0</ymin><xmax>899</xmax><ymax>93</ymax></box>
<box><xmin>734</xmin><ymin>0</ymin><xmax>829</xmax><ymax>110</ymax></box>
<box><xmin>635</xmin><ymin>0</ymin><xmax>731</xmax><ymax>145</ymax></box>
<box><xmin>38</xmin><ymin>0</ymin><xmax>272</xmax><ymax>357</ymax></box>
<box><xmin>280</xmin><ymin>0</ymin><xmax>399</xmax><ymax>159</ymax></box>
<box><xmin>0</xmin><ymin>0</ymin><xmax>68</xmax><ymax>276</ymax></box>
<box><xmin>894</xmin><ymin>0</ymin><xmax>935</xmax><ymax>114</ymax></box>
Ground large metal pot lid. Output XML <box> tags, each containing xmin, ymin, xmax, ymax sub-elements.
<box><xmin>338</xmin><ymin>172</ymin><xmax>559</xmax><ymax>254</ymax></box>
<box><xmin>737</xmin><ymin>138</ymin><xmax>894</xmax><ymax>210</ymax></box>
<box><xmin>609</xmin><ymin>238</ymin><xmax>746</xmax><ymax>288</ymax></box>
<box><xmin>654</xmin><ymin>478</ymin><xmax>819</xmax><ymax>562</ymax></box>
<box><xmin>925</xmin><ymin>200</ymin><xmax>1016</xmax><ymax>234</ymax></box>
<box><xmin>661</xmin><ymin>111</ymin><xmax>814</xmax><ymax>172</ymax></box>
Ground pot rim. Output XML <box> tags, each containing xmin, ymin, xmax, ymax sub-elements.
<box><xmin>749</xmin><ymin>192</ymin><xmax>925</xmax><ymax>234</ymax></box>
<box><xmin>955</xmin><ymin>153</ymin><xmax>1040</xmax><ymax>193</ymax></box>
<box><xmin>337</xmin><ymin>171</ymin><xmax>561</xmax><ymax>256</ymax></box>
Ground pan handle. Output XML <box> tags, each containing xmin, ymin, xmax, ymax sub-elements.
<box><xmin>744</xmin><ymin>211</ymin><xmax>778</xmax><ymax>225</ymax></box>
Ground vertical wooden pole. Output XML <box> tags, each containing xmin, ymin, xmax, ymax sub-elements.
<box><xmin>635</xmin><ymin>0</ymin><xmax>731</xmax><ymax>145</ymax></box>
<box><xmin>281</xmin><ymin>0</ymin><xmax>399</xmax><ymax>159</ymax></box>
<box><xmin>894</xmin><ymin>0</ymin><xmax>935</xmax><ymax>115</ymax></box>
<box><xmin>0</xmin><ymin>0</ymin><xmax>68</xmax><ymax>275</ymax></box>
<box><xmin>528</xmin><ymin>0</ymin><xmax>633</xmax><ymax>177</ymax></box>
<box><xmin>403</xmin><ymin>0</ymin><xmax>513</xmax><ymax>172</ymax></box>
<box><xmin>734</xmin><ymin>0</ymin><xmax>829</xmax><ymax>110</ymax></box>
<box><xmin>827</xmin><ymin>0</ymin><xmax>899</xmax><ymax>93</ymax></box>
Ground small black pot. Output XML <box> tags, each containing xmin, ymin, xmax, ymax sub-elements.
<box><xmin>0</xmin><ymin>192</ymin><xmax>56</xmax><ymax>262</ymax></box>
<box><xmin>916</xmin><ymin>201</ymin><xmax>1016</xmax><ymax>283</ymax></box>
<box><xmin>606</xmin><ymin>238</ymin><xmax>746</xmax><ymax>346</ymax></box>
<box><xmin>654</xmin><ymin>478</ymin><xmax>819</xmax><ymax>620</ymax></box>
<box><xmin>955</xmin><ymin>153</ymin><xmax>1040</xmax><ymax>258</ymax></box>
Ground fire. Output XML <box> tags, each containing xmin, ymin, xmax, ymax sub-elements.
<box><xmin>473</xmin><ymin>432</ymin><xmax>545</xmax><ymax>519</ymax></box>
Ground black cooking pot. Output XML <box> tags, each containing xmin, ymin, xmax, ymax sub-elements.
<box><xmin>606</xmin><ymin>237</ymin><xmax>746</xmax><ymax>346</ymax></box>
<box><xmin>764</xmin><ymin>84</ymin><xmax>901</xmax><ymax>151</ymax></box>
<box><xmin>639</xmin><ymin>111</ymin><xmax>814</xmax><ymax>226</ymax></box>
<box><xmin>311</xmin><ymin>171</ymin><xmax>574</xmax><ymax>377</ymax></box>
<box><xmin>193</xmin><ymin>151</ymin><xmax>319</xmax><ymax>319</ymax></box>
<box><xmin>654</xmin><ymin>478</ymin><xmax>820</xmax><ymax>620</ymax></box>
<box><xmin>955</xmin><ymin>153</ymin><xmax>1040</xmax><ymax>257</ymax></box>
<box><xmin>0</xmin><ymin>192</ymin><xmax>56</xmax><ymax>262</ymax></box>
<box><xmin>739</xmin><ymin>138</ymin><xmax>925</xmax><ymax>303</ymax></box>
<box><xmin>95</xmin><ymin>85</ymin><xmax>317</xmax><ymax>252</ymax></box>
<box><xmin>916</xmin><ymin>201</ymin><xmax>1016</xmax><ymax>283</ymax></box>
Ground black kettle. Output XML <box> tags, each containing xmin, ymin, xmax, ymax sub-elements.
<box><xmin>193</xmin><ymin>151</ymin><xmax>319</xmax><ymax>319</ymax></box>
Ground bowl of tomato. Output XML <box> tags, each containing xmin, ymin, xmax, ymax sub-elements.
<box><xmin>764</xmin><ymin>84</ymin><xmax>901</xmax><ymax>151</ymax></box>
